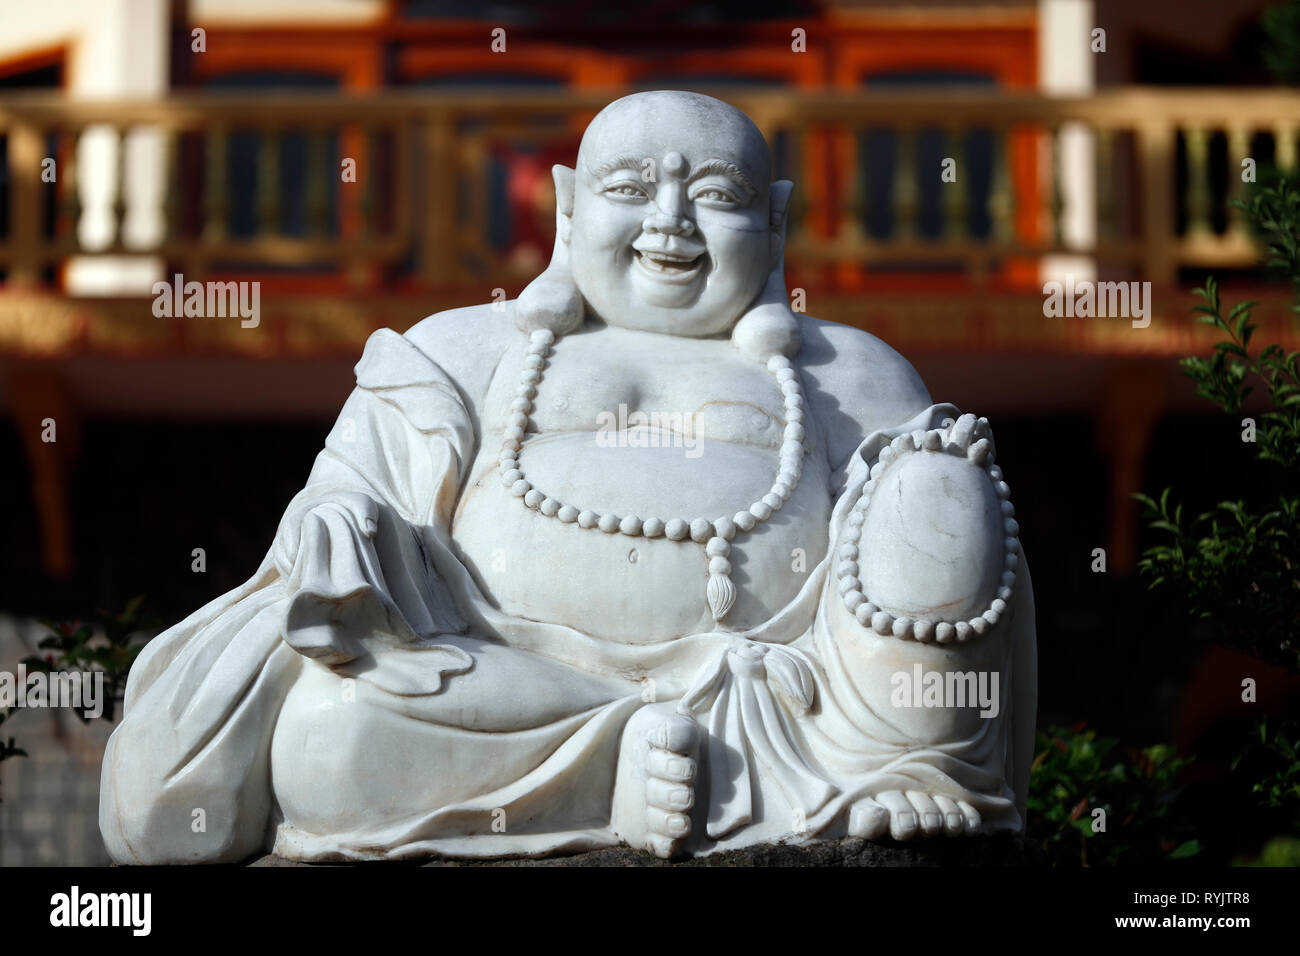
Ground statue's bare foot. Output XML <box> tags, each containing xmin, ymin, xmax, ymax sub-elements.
<box><xmin>612</xmin><ymin>702</ymin><xmax>700</xmax><ymax>859</ymax></box>
<box><xmin>849</xmin><ymin>792</ymin><xmax>981</xmax><ymax>841</ymax></box>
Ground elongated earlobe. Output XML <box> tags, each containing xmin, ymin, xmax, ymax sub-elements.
<box><xmin>516</xmin><ymin>164</ymin><xmax>584</xmax><ymax>337</ymax></box>
<box><xmin>732</xmin><ymin>179</ymin><xmax>800</xmax><ymax>361</ymax></box>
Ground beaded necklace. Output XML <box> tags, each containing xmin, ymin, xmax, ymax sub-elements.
<box><xmin>498</xmin><ymin>328</ymin><xmax>807</xmax><ymax>623</ymax></box>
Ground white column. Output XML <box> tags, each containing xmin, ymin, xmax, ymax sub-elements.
<box><xmin>1039</xmin><ymin>0</ymin><xmax>1097</xmax><ymax>285</ymax></box>
<box><xmin>63</xmin><ymin>0</ymin><xmax>169</xmax><ymax>295</ymax></box>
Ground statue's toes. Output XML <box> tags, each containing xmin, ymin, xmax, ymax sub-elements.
<box><xmin>932</xmin><ymin>795</ymin><xmax>966</xmax><ymax>837</ymax></box>
<box><xmin>646</xmin><ymin>833</ymin><xmax>682</xmax><ymax>860</ymax></box>
<box><xmin>905</xmin><ymin>791</ymin><xmax>944</xmax><ymax>836</ymax></box>
<box><xmin>649</xmin><ymin>714</ymin><xmax>700</xmax><ymax>756</ymax></box>
<box><xmin>641</xmin><ymin>718</ymin><xmax>698</xmax><ymax>858</ymax></box>
<box><xmin>847</xmin><ymin>798</ymin><xmax>890</xmax><ymax>839</ymax></box>
<box><xmin>645</xmin><ymin>806</ymin><xmax>691</xmax><ymax>859</ymax></box>
<box><xmin>957</xmin><ymin>799</ymin><xmax>982</xmax><ymax>836</ymax></box>
<box><xmin>876</xmin><ymin>791</ymin><xmax>918</xmax><ymax>841</ymax></box>
<box><xmin>646</xmin><ymin>742</ymin><xmax>696</xmax><ymax>784</ymax></box>
<box><xmin>646</xmin><ymin>777</ymin><xmax>694</xmax><ymax>813</ymax></box>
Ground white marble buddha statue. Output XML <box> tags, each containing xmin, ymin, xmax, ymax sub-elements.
<box><xmin>100</xmin><ymin>90</ymin><xmax>1037</xmax><ymax>864</ymax></box>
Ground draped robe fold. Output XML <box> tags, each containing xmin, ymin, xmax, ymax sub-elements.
<box><xmin>100</xmin><ymin>328</ymin><xmax>1035</xmax><ymax>864</ymax></box>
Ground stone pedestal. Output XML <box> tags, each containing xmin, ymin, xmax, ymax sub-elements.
<box><xmin>249</xmin><ymin>834</ymin><xmax>1047</xmax><ymax>867</ymax></box>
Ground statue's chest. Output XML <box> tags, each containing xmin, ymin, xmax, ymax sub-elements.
<box><xmin>503</xmin><ymin>337</ymin><xmax>790</xmax><ymax>448</ymax></box>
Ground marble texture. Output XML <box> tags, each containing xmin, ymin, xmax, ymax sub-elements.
<box><xmin>100</xmin><ymin>91</ymin><xmax>1037</xmax><ymax>864</ymax></box>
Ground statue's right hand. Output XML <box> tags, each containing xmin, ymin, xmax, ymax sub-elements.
<box><xmin>273</xmin><ymin>493</ymin><xmax>417</xmax><ymax>665</ymax></box>
<box><xmin>272</xmin><ymin>491</ymin><xmax>379</xmax><ymax>577</ymax></box>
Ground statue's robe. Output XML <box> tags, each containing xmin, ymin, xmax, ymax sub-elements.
<box><xmin>100</xmin><ymin>329</ymin><xmax>1036</xmax><ymax>864</ymax></box>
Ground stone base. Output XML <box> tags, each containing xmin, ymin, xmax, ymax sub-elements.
<box><xmin>249</xmin><ymin>833</ymin><xmax>1047</xmax><ymax>867</ymax></box>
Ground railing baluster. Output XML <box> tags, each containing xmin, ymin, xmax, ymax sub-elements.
<box><xmin>1049</xmin><ymin>123</ymin><xmax>1065</xmax><ymax>246</ymax></box>
<box><xmin>787</xmin><ymin>124</ymin><xmax>809</xmax><ymax>241</ymax></box>
<box><xmin>893</xmin><ymin>126</ymin><xmax>917</xmax><ymax>241</ymax></box>
<box><xmin>1227</xmin><ymin>125</ymin><xmax>1251</xmax><ymax>238</ymax></box>
<box><xmin>258</xmin><ymin>128</ymin><xmax>281</xmax><ymax>236</ymax></box>
<box><xmin>988</xmin><ymin>125</ymin><xmax>1013</xmax><ymax>244</ymax></box>
<box><xmin>59</xmin><ymin>129</ymin><xmax>81</xmax><ymax>243</ymax></box>
<box><xmin>204</xmin><ymin>125</ymin><xmax>228</xmax><ymax>242</ymax></box>
<box><xmin>1275</xmin><ymin>123</ymin><xmax>1297</xmax><ymax>171</ymax></box>
<box><xmin>359</xmin><ymin>127</ymin><xmax>375</xmax><ymax>239</ymax></box>
<box><xmin>1185</xmin><ymin>125</ymin><xmax>1212</xmax><ymax>237</ymax></box>
<box><xmin>464</xmin><ymin>133</ymin><xmax>486</xmax><ymax>257</ymax></box>
<box><xmin>422</xmin><ymin>111</ymin><xmax>455</xmax><ymax>285</ymax></box>
<box><xmin>306</xmin><ymin>128</ymin><xmax>328</xmax><ymax>237</ymax></box>
<box><xmin>163</xmin><ymin>127</ymin><xmax>180</xmax><ymax>241</ymax></box>
<box><xmin>843</xmin><ymin>125</ymin><xmax>865</xmax><ymax>241</ymax></box>
<box><xmin>1139</xmin><ymin>122</ymin><xmax>1176</xmax><ymax>284</ymax></box>
<box><xmin>1096</xmin><ymin>126</ymin><xmax>1117</xmax><ymax>241</ymax></box>
<box><xmin>113</xmin><ymin>125</ymin><xmax>129</xmax><ymax>248</ymax></box>
<box><xmin>392</xmin><ymin>122</ymin><xmax>413</xmax><ymax>245</ymax></box>
<box><xmin>944</xmin><ymin>126</ymin><xmax>966</xmax><ymax>241</ymax></box>
<box><xmin>8</xmin><ymin>120</ymin><xmax>43</xmax><ymax>284</ymax></box>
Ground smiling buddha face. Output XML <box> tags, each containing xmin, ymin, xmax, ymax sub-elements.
<box><xmin>565</xmin><ymin>91</ymin><xmax>777</xmax><ymax>338</ymax></box>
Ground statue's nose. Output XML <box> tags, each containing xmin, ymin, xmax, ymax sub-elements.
<box><xmin>642</xmin><ymin>211</ymin><xmax>696</xmax><ymax>238</ymax></box>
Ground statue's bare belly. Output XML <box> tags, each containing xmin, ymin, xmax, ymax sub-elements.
<box><xmin>453</xmin><ymin>432</ymin><xmax>831</xmax><ymax>641</ymax></box>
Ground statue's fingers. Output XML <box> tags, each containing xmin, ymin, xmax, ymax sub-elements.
<box><xmin>646</xmin><ymin>747</ymin><xmax>696</xmax><ymax>783</ymax></box>
<box><xmin>947</xmin><ymin>413</ymin><xmax>978</xmax><ymax>451</ymax></box>
<box><xmin>905</xmin><ymin>791</ymin><xmax>943</xmax><ymax>836</ymax></box>
<box><xmin>957</xmin><ymin>799</ymin><xmax>983</xmax><ymax>835</ymax></box>
<box><xmin>931</xmin><ymin>795</ymin><xmax>965</xmax><ymax>836</ymax></box>
<box><xmin>876</xmin><ymin>791</ymin><xmax>918</xmax><ymax>841</ymax></box>
<box><xmin>847</xmin><ymin>797</ymin><xmax>890</xmax><ymax>839</ymax></box>
<box><xmin>646</xmin><ymin>777</ymin><xmax>694</xmax><ymax>813</ymax></box>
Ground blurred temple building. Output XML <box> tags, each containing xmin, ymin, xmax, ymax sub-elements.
<box><xmin>3</xmin><ymin>0</ymin><xmax>1299</xmax><ymax>867</ymax></box>
<box><xmin>0</xmin><ymin>0</ymin><xmax>1298</xmax><ymax>623</ymax></box>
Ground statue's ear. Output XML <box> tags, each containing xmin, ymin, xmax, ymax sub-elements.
<box><xmin>516</xmin><ymin>164</ymin><xmax>583</xmax><ymax>337</ymax></box>
<box><xmin>770</xmin><ymin>180</ymin><xmax>794</xmax><ymax>237</ymax></box>
<box><xmin>732</xmin><ymin>179</ymin><xmax>801</xmax><ymax>361</ymax></box>
<box><xmin>553</xmin><ymin>164</ymin><xmax>576</xmax><ymax>243</ymax></box>
<box><xmin>768</xmin><ymin>180</ymin><xmax>794</xmax><ymax>270</ymax></box>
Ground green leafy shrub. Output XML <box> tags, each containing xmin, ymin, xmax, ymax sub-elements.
<box><xmin>1135</xmin><ymin>176</ymin><xmax>1300</xmax><ymax>672</ymax></box>
<box><xmin>1027</xmin><ymin>724</ymin><xmax>1198</xmax><ymax>866</ymax></box>
<box><xmin>0</xmin><ymin>596</ymin><xmax>154</xmax><ymax>801</ymax></box>
<box><xmin>1135</xmin><ymin>170</ymin><xmax>1300</xmax><ymax>860</ymax></box>
<box><xmin>22</xmin><ymin>594</ymin><xmax>156</xmax><ymax>725</ymax></box>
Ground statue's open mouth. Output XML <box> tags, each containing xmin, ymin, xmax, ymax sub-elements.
<box><xmin>633</xmin><ymin>248</ymin><xmax>705</xmax><ymax>283</ymax></box>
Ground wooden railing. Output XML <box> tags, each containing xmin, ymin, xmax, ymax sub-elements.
<box><xmin>0</xmin><ymin>88</ymin><xmax>1298</xmax><ymax>292</ymax></box>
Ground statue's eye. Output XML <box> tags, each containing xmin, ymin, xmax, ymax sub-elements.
<box><xmin>604</xmin><ymin>182</ymin><xmax>648</xmax><ymax>201</ymax></box>
<box><xmin>692</xmin><ymin>187</ymin><xmax>740</xmax><ymax>207</ymax></box>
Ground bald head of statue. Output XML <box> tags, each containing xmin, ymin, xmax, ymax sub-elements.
<box><xmin>551</xmin><ymin>91</ymin><xmax>790</xmax><ymax>337</ymax></box>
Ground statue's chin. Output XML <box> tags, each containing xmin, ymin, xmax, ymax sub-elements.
<box><xmin>578</xmin><ymin>285</ymin><xmax>749</xmax><ymax>338</ymax></box>
<box><xmin>591</xmin><ymin>307</ymin><xmax>739</xmax><ymax>338</ymax></box>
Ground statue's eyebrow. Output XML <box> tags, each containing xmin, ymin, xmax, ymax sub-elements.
<box><xmin>686</xmin><ymin>160</ymin><xmax>758</xmax><ymax>198</ymax></box>
<box><xmin>586</xmin><ymin>155</ymin><xmax>646</xmax><ymax>179</ymax></box>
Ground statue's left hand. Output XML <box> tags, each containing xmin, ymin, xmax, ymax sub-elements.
<box><xmin>841</xmin><ymin>411</ymin><xmax>1016</xmax><ymax>643</ymax></box>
